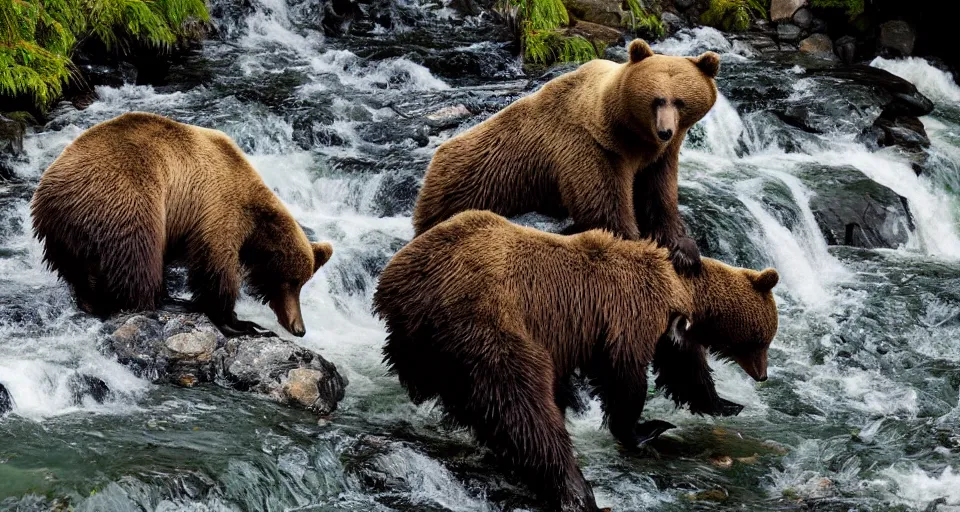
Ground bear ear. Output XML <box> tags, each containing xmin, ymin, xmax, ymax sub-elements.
<box><xmin>312</xmin><ymin>242</ymin><xmax>333</xmax><ymax>272</ymax></box>
<box><xmin>690</xmin><ymin>51</ymin><xmax>720</xmax><ymax>78</ymax></box>
<box><xmin>751</xmin><ymin>268</ymin><xmax>779</xmax><ymax>292</ymax></box>
<box><xmin>628</xmin><ymin>39</ymin><xmax>654</xmax><ymax>63</ymax></box>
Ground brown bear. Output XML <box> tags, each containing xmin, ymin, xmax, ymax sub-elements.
<box><xmin>31</xmin><ymin>112</ymin><xmax>333</xmax><ymax>338</ymax></box>
<box><xmin>373</xmin><ymin>210</ymin><xmax>778</xmax><ymax>512</ymax></box>
<box><xmin>411</xmin><ymin>39</ymin><xmax>720</xmax><ymax>276</ymax></box>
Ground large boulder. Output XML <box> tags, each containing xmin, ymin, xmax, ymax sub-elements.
<box><xmin>565</xmin><ymin>18</ymin><xmax>623</xmax><ymax>47</ymax></box>
<box><xmin>878</xmin><ymin>20</ymin><xmax>916</xmax><ymax>57</ymax></box>
<box><xmin>799</xmin><ymin>34</ymin><xmax>836</xmax><ymax>60</ymax></box>
<box><xmin>770</xmin><ymin>0</ymin><xmax>806</xmax><ymax>22</ymax></box>
<box><xmin>798</xmin><ymin>165</ymin><xmax>913</xmax><ymax>249</ymax></box>
<box><xmin>100</xmin><ymin>310</ymin><xmax>348</xmax><ymax>416</ymax></box>
<box><xmin>561</xmin><ymin>0</ymin><xmax>624</xmax><ymax>28</ymax></box>
<box><xmin>776</xmin><ymin>23</ymin><xmax>802</xmax><ymax>43</ymax></box>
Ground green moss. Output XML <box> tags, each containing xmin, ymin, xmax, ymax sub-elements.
<box><xmin>811</xmin><ymin>0</ymin><xmax>866</xmax><ymax>19</ymax></box>
<box><xmin>701</xmin><ymin>0</ymin><xmax>768</xmax><ymax>32</ymax></box>
<box><xmin>1</xmin><ymin>0</ymin><xmax>210</xmax><ymax>111</ymax></box>
<box><xmin>623</xmin><ymin>0</ymin><xmax>664</xmax><ymax>39</ymax></box>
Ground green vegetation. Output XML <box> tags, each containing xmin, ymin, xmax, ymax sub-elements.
<box><xmin>501</xmin><ymin>0</ymin><xmax>599</xmax><ymax>66</ymax></box>
<box><xmin>623</xmin><ymin>0</ymin><xmax>664</xmax><ymax>39</ymax></box>
<box><xmin>1</xmin><ymin>0</ymin><xmax>209</xmax><ymax>111</ymax></box>
<box><xmin>701</xmin><ymin>0</ymin><xmax>768</xmax><ymax>32</ymax></box>
<box><xmin>810</xmin><ymin>0</ymin><xmax>866</xmax><ymax>19</ymax></box>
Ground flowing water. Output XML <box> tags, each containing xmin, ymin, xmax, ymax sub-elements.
<box><xmin>1</xmin><ymin>2</ymin><xmax>959</xmax><ymax>510</ymax></box>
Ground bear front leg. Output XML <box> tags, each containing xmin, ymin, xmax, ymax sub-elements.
<box><xmin>652</xmin><ymin>333</ymin><xmax>743</xmax><ymax>416</ymax></box>
<box><xmin>562</xmin><ymin>165</ymin><xmax>641</xmax><ymax>240</ymax></box>
<box><xmin>633</xmin><ymin>150</ymin><xmax>702</xmax><ymax>276</ymax></box>
<box><xmin>185</xmin><ymin>244</ymin><xmax>276</xmax><ymax>338</ymax></box>
<box><xmin>590</xmin><ymin>349</ymin><xmax>674</xmax><ymax>450</ymax></box>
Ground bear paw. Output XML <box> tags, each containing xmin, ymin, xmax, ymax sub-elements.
<box><xmin>669</xmin><ymin>237</ymin><xmax>703</xmax><ymax>276</ymax></box>
<box><xmin>715</xmin><ymin>397</ymin><xmax>745</xmax><ymax>417</ymax></box>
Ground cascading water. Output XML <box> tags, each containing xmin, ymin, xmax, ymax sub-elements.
<box><xmin>1</xmin><ymin>2</ymin><xmax>959</xmax><ymax>510</ymax></box>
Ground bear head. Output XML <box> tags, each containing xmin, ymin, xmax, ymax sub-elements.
<box><xmin>241</xmin><ymin>213</ymin><xmax>333</xmax><ymax>337</ymax></box>
<box><xmin>679</xmin><ymin>259</ymin><xmax>779</xmax><ymax>382</ymax></box>
<box><xmin>621</xmin><ymin>39</ymin><xmax>720</xmax><ymax>148</ymax></box>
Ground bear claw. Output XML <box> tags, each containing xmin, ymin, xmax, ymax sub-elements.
<box><xmin>716</xmin><ymin>397</ymin><xmax>744</xmax><ymax>417</ymax></box>
<box><xmin>633</xmin><ymin>419</ymin><xmax>676</xmax><ymax>446</ymax></box>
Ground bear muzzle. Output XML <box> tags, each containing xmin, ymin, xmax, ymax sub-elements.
<box><xmin>735</xmin><ymin>349</ymin><xmax>768</xmax><ymax>382</ymax></box>
<box><xmin>271</xmin><ymin>294</ymin><xmax>307</xmax><ymax>337</ymax></box>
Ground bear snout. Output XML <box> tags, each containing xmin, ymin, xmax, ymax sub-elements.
<box><xmin>657</xmin><ymin>129</ymin><xmax>673</xmax><ymax>141</ymax></box>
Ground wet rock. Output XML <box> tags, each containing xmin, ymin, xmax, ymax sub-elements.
<box><xmin>791</xmin><ymin>7</ymin><xmax>812</xmax><ymax>29</ymax></box>
<box><xmin>776</xmin><ymin>23</ymin><xmax>802</xmax><ymax>43</ymax></box>
<box><xmin>100</xmin><ymin>310</ymin><xmax>347</xmax><ymax>417</ymax></box>
<box><xmin>565</xmin><ymin>19</ymin><xmax>623</xmax><ymax>47</ymax></box>
<box><xmin>0</xmin><ymin>115</ymin><xmax>25</xmax><ymax>158</ymax></box>
<box><xmin>879</xmin><ymin>20</ymin><xmax>916</xmax><ymax>57</ymax></box>
<box><xmin>660</xmin><ymin>12</ymin><xmax>687</xmax><ymax>34</ymax></box>
<box><xmin>372</xmin><ymin>170</ymin><xmax>420</xmax><ymax>217</ymax></box>
<box><xmin>561</xmin><ymin>0</ymin><xmax>623</xmax><ymax>28</ymax></box>
<box><xmin>835</xmin><ymin>35</ymin><xmax>856</xmax><ymax>65</ymax></box>
<box><xmin>68</xmin><ymin>374</ymin><xmax>111</xmax><ymax>404</ymax></box>
<box><xmin>810</xmin><ymin>17</ymin><xmax>827</xmax><ymax>34</ymax></box>
<box><xmin>689</xmin><ymin>488</ymin><xmax>729</xmax><ymax>502</ymax></box>
<box><xmin>674</xmin><ymin>0</ymin><xmax>696</xmax><ymax>9</ymax></box>
<box><xmin>873</xmin><ymin>114</ymin><xmax>930</xmax><ymax>153</ymax></box>
<box><xmin>0</xmin><ymin>382</ymin><xmax>12</xmax><ymax>416</ymax></box>
<box><xmin>799</xmin><ymin>34</ymin><xmax>836</xmax><ymax>60</ymax></box>
<box><xmin>770</xmin><ymin>0</ymin><xmax>806</xmax><ymax>22</ymax></box>
<box><xmin>423</xmin><ymin>103</ymin><xmax>474</xmax><ymax>131</ymax></box>
<box><xmin>798</xmin><ymin>165</ymin><xmax>914</xmax><ymax>249</ymax></box>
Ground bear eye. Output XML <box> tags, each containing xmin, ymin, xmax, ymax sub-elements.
<box><xmin>653</xmin><ymin>97</ymin><xmax>667</xmax><ymax>107</ymax></box>
<box><xmin>674</xmin><ymin>99</ymin><xmax>686</xmax><ymax>108</ymax></box>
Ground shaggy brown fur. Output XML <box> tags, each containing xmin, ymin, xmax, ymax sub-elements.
<box><xmin>31</xmin><ymin>112</ymin><xmax>334</xmax><ymax>337</ymax></box>
<box><xmin>373</xmin><ymin>210</ymin><xmax>779</xmax><ymax>512</ymax></box>
<box><xmin>411</xmin><ymin>39</ymin><xmax>720</xmax><ymax>276</ymax></box>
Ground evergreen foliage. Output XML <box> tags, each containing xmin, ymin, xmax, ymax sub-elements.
<box><xmin>701</xmin><ymin>0</ymin><xmax>768</xmax><ymax>32</ymax></box>
<box><xmin>623</xmin><ymin>0</ymin><xmax>664</xmax><ymax>39</ymax></box>
<box><xmin>810</xmin><ymin>0</ymin><xmax>866</xmax><ymax>19</ymax></box>
<box><xmin>1</xmin><ymin>0</ymin><xmax>209</xmax><ymax>110</ymax></box>
<box><xmin>502</xmin><ymin>0</ymin><xmax>600</xmax><ymax>65</ymax></box>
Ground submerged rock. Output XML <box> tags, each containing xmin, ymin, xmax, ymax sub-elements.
<box><xmin>0</xmin><ymin>382</ymin><xmax>12</xmax><ymax>416</ymax></box>
<box><xmin>68</xmin><ymin>374</ymin><xmax>112</xmax><ymax>405</ymax></box>
<box><xmin>99</xmin><ymin>311</ymin><xmax>347</xmax><ymax>416</ymax></box>
<box><xmin>799</xmin><ymin>165</ymin><xmax>914</xmax><ymax>249</ymax></box>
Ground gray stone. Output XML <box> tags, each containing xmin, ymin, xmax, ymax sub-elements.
<box><xmin>879</xmin><ymin>20</ymin><xmax>916</xmax><ymax>57</ymax></box>
<box><xmin>792</xmin><ymin>7</ymin><xmax>813</xmax><ymax>29</ymax></box>
<box><xmin>0</xmin><ymin>382</ymin><xmax>12</xmax><ymax>416</ymax></box>
<box><xmin>777</xmin><ymin>23</ymin><xmax>802</xmax><ymax>42</ymax></box>
<box><xmin>835</xmin><ymin>35</ymin><xmax>857</xmax><ymax>65</ymax></box>
<box><xmin>811</xmin><ymin>17</ymin><xmax>828</xmax><ymax>34</ymax></box>
<box><xmin>0</xmin><ymin>115</ymin><xmax>24</xmax><ymax>157</ymax></box>
<box><xmin>165</xmin><ymin>331</ymin><xmax>217</xmax><ymax>360</ymax></box>
<box><xmin>799</xmin><ymin>33</ymin><xmax>837</xmax><ymax>60</ymax></box>
<box><xmin>770</xmin><ymin>0</ymin><xmax>806</xmax><ymax>22</ymax></box>
<box><xmin>799</xmin><ymin>165</ymin><xmax>914</xmax><ymax>249</ymax></box>
<box><xmin>661</xmin><ymin>12</ymin><xmax>686</xmax><ymax>34</ymax></box>
<box><xmin>99</xmin><ymin>310</ymin><xmax>347</xmax><ymax>417</ymax></box>
<box><xmin>561</xmin><ymin>0</ymin><xmax>624</xmax><ymax>28</ymax></box>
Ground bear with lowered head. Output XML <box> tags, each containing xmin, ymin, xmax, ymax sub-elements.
<box><xmin>32</xmin><ymin>112</ymin><xmax>333</xmax><ymax>338</ymax></box>
<box><xmin>412</xmin><ymin>39</ymin><xmax>720</xmax><ymax>275</ymax></box>
<box><xmin>374</xmin><ymin>210</ymin><xmax>779</xmax><ymax>512</ymax></box>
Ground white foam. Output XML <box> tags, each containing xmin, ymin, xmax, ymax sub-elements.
<box><xmin>871</xmin><ymin>56</ymin><xmax>960</xmax><ymax>105</ymax></box>
<box><xmin>880</xmin><ymin>465</ymin><xmax>960</xmax><ymax>509</ymax></box>
<box><xmin>652</xmin><ymin>26</ymin><xmax>753</xmax><ymax>59</ymax></box>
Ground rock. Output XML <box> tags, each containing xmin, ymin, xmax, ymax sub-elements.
<box><xmin>165</xmin><ymin>331</ymin><xmax>217</xmax><ymax>360</ymax></box>
<box><xmin>799</xmin><ymin>34</ymin><xmax>836</xmax><ymax>60</ymax></box>
<box><xmin>0</xmin><ymin>115</ymin><xmax>25</xmax><ymax>159</ymax></box>
<box><xmin>565</xmin><ymin>19</ymin><xmax>623</xmax><ymax>47</ymax></box>
<box><xmin>0</xmin><ymin>382</ymin><xmax>12</xmax><ymax>416</ymax></box>
<box><xmin>660</xmin><ymin>12</ymin><xmax>686</xmax><ymax>34</ymax></box>
<box><xmin>792</xmin><ymin>7</ymin><xmax>813</xmax><ymax>29</ymax></box>
<box><xmin>424</xmin><ymin>104</ymin><xmax>473</xmax><ymax>130</ymax></box>
<box><xmin>810</xmin><ymin>17</ymin><xmax>827</xmax><ymax>34</ymax></box>
<box><xmin>561</xmin><ymin>0</ymin><xmax>624</xmax><ymax>28</ymax></box>
<box><xmin>798</xmin><ymin>165</ymin><xmax>914</xmax><ymax>249</ymax></box>
<box><xmin>873</xmin><ymin>115</ymin><xmax>930</xmax><ymax>152</ymax></box>
<box><xmin>689</xmin><ymin>488</ymin><xmax>729</xmax><ymax>502</ymax></box>
<box><xmin>815</xmin><ymin>66</ymin><xmax>934</xmax><ymax>117</ymax></box>
<box><xmin>835</xmin><ymin>35</ymin><xmax>856</xmax><ymax>65</ymax></box>
<box><xmin>68</xmin><ymin>374</ymin><xmax>111</xmax><ymax>404</ymax></box>
<box><xmin>770</xmin><ymin>0</ymin><xmax>806</xmax><ymax>22</ymax></box>
<box><xmin>674</xmin><ymin>0</ymin><xmax>695</xmax><ymax>9</ymax></box>
<box><xmin>776</xmin><ymin>23</ymin><xmax>802</xmax><ymax>42</ymax></box>
<box><xmin>879</xmin><ymin>20</ymin><xmax>916</xmax><ymax>57</ymax></box>
<box><xmin>99</xmin><ymin>310</ymin><xmax>347</xmax><ymax>417</ymax></box>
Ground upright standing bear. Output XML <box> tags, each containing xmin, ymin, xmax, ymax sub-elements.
<box><xmin>412</xmin><ymin>39</ymin><xmax>720</xmax><ymax>275</ymax></box>
<box><xmin>32</xmin><ymin>112</ymin><xmax>333</xmax><ymax>337</ymax></box>
<box><xmin>374</xmin><ymin>210</ymin><xmax>779</xmax><ymax>512</ymax></box>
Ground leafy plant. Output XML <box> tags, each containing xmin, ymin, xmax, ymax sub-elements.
<box><xmin>498</xmin><ymin>0</ymin><xmax>600</xmax><ymax>65</ymax></box>
<box><xmin>701</xmin><ymin>0</ymin><xmax>768</xmax><ymax>32</ymax></box>
<box><xmin>623</xmin><ymin>0</ymin><xmax>664</xmax><ymax>39</ymax></box>
<box><xmin>810</xmin><ymin>0</ymin><xmax>866</xmax><ymax>19</ymax></box>
<box><xmin>1</xmin><ymin>0</ymin><xmax>209</xmax><ymax>110</ymax></box>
